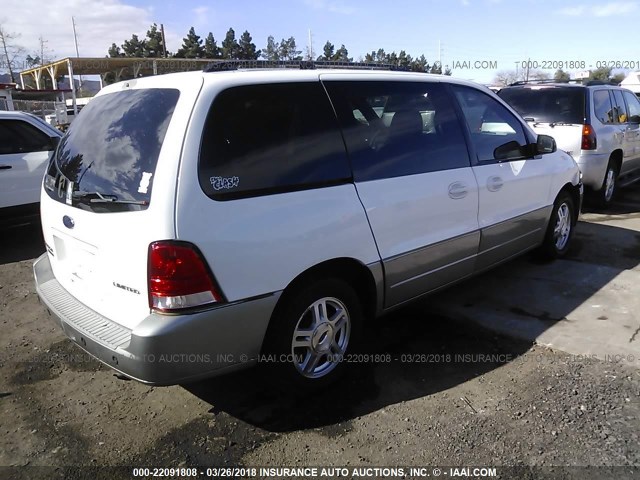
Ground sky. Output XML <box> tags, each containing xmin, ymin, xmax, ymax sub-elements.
<box><xmin>1</xmin><ymin>0</ymin><xmax>639</xmax><ymax>84</ymax></box>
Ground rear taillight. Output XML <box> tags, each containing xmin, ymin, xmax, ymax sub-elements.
<box><xmin>581</xmin><ymin>124</ymin><xmax>597</xmax><ymax>150</ymax></box>
<box><xmin>148</xmin><ymin>241</ymin><xmax>222</xmax><ymax>312</ymax></box>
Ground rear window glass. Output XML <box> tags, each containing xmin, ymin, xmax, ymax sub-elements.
<box><xmin>44</xmin><ymin>88</ymin><xmax>179</xmax><ymax>212</ymax></box>
<box><xmin>498</xmin><ymin>87</ymin><xmax>585</xmax><ymax>124</ymax></box>
<box><xmin>199</xmin><ymin>82</ymin><xmax>350</xmax><ymax>200</ymax></box>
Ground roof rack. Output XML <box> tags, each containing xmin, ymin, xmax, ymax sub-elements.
<box><xmin>508</xmin><ymin>79</ymin><xmax>582</xmax><ymax>86</ymax></box>
<box><xmin>203</xmin><ymin>60</ymin><xmax>400</xmax><ymax>73</ymax></box>
<box><xmin>585</xmin><ymin>80</ymin><xmax>619</xmax><ymax>86</ymax></box>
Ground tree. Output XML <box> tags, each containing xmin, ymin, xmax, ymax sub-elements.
<box><xmin>410</xmin><ymin>55</ymin><xmax>430</xmax><ymax>73</ymax></box>
<box><xmin>175</xmin><ymin>27</ymin><xmax>204</xmax><ymax>58</ymax></box>
<box><xmin>397</xmin><ymin>50</ymin><xmax>412</xmax><ymax>69</ymax></box>
<box><xmin>333</xmin><ymin>44</ymin><xmax>350</xmax><ymax>62</ymax></box>
<box><xmin>0</xmin><ymin>24</ymin><xmax>24</xmax><ymax>83</ymax></box>
<box><xmin>204</xmin><ymin>33</ymin><xmax>221</xmax><ymax>59</ymax></box>
<box><xmin>317</xmin><ymin>41</ymin><xmax>335</xmax><ymax>61</ymax></box>
<box><xmin>108</xmin><ymin>43</ymin><xmax>123</xmax><ymax>57</ymax></box>
<box><xmin>221</xmin><ymin>28</ymin><xmax>239</xmax><ymax>59</ymax></box>
<box><xmin>122</xmin><ymin>34</ymin><xmax>145</xmax><ymax>57</ymax></box>
<box><xmin>25</xmin><ymin>54</ymin><xmax>40</xmax><ymax>68</ymax></box>
<box><xmin>494</xmin><ymin>70</ymin><xmax>522</xmax><ymax>86</ymax></box>
<box><xmin>262</xmin><ymin>36</ymin><xmax>279</xmax><ymax>60</ymax></box>
<box><xmin>554</xmin><ymin>68</ymin><xmax>570</xmax><ymax>81</ymax></box>
<box><xmin>279</xmin><ymin>37</ymin><xmax>301</xmax><ymax>61</ymax></box>
<box><xmin>612</xmin><ymin>72</ymin><xmax>626</xmax><ymax>84</ymax></box>
<box><xmin>430</xmin><ymin>62</ymin><xmax>442</xmax><ymax>74</ymax></box>
<box><xmin>589</xmin><ymin>66</ymin><xmax>612</xmax><ymax>82</ymax></box>
<box><xmin>238</xmin><ymin>30</ymin><xmax>260</xmax><ymax>60</ymax></box>
<box><xmin>144</xmin><ymin>24</ymin><xmax>164</xmax><ymax>57</ymax></box>
<box><xmin>529</xmin><ymin>69</ymin><xmax>550</xmax><ymax>80</ymax></box>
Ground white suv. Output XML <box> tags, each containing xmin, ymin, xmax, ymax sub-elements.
<box><xmin>499</xmin><ymin>81</ymin><xmax>640</xmax><ymax>205</ymax></box>
<box><xmin>34</xmin><ymin>63</ymin><xmax>582</xmax><ymax>387</ymax></box>
<box><xmin>0</xmin><ymin>111</ymin><xmax>61</xmax><ymax>226</ymax></box>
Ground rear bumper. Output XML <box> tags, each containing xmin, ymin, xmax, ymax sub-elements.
<box><xmin>573</xmin><ymin>152</ymin><xmax>610</xmax><ymax>190</ymax></box>
<box><xmin>33</xmin><ymin>253</ymin><xmax>280</xmax><ymax>385</ymax></box>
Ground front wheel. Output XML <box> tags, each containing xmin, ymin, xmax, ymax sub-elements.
<box><xmin>538</xmin><ymin>192</ymin><xmax>575</xmax><ymax>260</ymax></box>
<box><xmin>262</xmin><ymin>278</ymin><xmax>362</xmax><ymax>389</ymax></box>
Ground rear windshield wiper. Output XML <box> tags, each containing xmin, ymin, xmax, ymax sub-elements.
<box><xmin>73</xmin><ymin>191</ymin><xmax>148</xmax><ymax>205</ymax></box>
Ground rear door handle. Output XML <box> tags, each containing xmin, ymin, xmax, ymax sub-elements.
<box><xmin>0</xmin><ymin>165</ymin><xmax>12</xmax><ymax>170</ymax></box>
<box><xmin>487</xmin><ymin>176</ymin><xmax>503</xmax><ymax>192</ymax></box>
<box><xmin>448</xmin><ymin>181</ymin><xmax>468</xmax><ymax>199</ymax></box>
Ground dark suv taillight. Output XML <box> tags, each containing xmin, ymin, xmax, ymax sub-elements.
<box><xmin>581</xmin><ymin>124</ymin><xmax>597</xmax><ymax>150</ymax></box>
<box><xmin>148</xmin><ymin>241</ymin><xmax>222</xmax><ymax>312</ymax></box>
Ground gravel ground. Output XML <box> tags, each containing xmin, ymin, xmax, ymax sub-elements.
<box><xmin>0</xmin><ymin>204</ymin><xmax>639</xmax><ymax>479</ymax></box>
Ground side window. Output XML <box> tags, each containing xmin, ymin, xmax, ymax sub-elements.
<box><xmin>452</xmin><ymin>86</ymin><xmax>529</xmax><ymax>163</ymax></box>
<box><xmin>611</xmin><ymin>90</ymin><xmax>629</xmax><ymax>123</ymax></box>
<box><xmin>0</xmin><ymin>120</ymin><xmax>51</xmax><ymax>155</ymax></box>
<box><xmin>324</xmin><ymin>81</ymin><xmax>470</xmax><ymax>182</ymax></box>
<box><xmin>623</xmin><ymin>91</ymin><xmax>640</xmax><ymax>123</ymax></box>
<box><xmin>198</xmin><ymin>82</ymin><xmax>351</xmax><ymax>199</ymax></box>
<box><xmin>593</xmin><ymin>90</ymin><xmax>615</xmax><ymax>124</ymax></box>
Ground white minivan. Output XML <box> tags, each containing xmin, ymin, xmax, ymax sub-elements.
<box><xmin>34</xmin><ymin>63</ymin><xmax>583</xmax><ymax>387</ymax></box>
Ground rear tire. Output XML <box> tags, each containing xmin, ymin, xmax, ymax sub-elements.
<box><xmin>262</xmin><ymin>278</ymin><xmax>362</xmax><ymax>390</ymax></box>
<box><xmin>596</xmin><ymin>161</ymin><xmax>618</xmax><ymax>207</ymax></box>
<box><xmin>538</xmin><ymin>192</ymin><xmax>575</xmax><ymax>260</ymax></box>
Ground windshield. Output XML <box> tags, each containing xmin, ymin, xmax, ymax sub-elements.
<box><xmin>498</xmin><ymin>87</ymin><xmax>585</xmax><ymax>124</ymax></box>
<box><xmin>44</xmin><ymin>88</ymin><xmax>179</xmax><ymax>212</ymax></box>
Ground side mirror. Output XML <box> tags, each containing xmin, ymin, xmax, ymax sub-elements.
<box><xmin>49</xmin><ymin>136</ymin><xmax>60</xmax><ymax>151</ymax></box>
<box><xmin>494</xmin><ymin>140</ymin><xmax>525</xmax><ymax>161</ymax></box>
<box><xmin>535</xmin><ymin>134</ymin><xmax>556</xmax><ymax>155</ymax></box>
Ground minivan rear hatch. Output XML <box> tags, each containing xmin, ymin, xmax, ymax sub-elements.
<box><xmin>40</xmin><ymin>74</ymin><xmax>203</xmax><ymax>330</ymax></box>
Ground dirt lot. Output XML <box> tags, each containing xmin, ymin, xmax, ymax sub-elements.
<box><xmin>1</xmin><ymin>190</ymin><xmax>639</xmax><ymax>480</ymax></box>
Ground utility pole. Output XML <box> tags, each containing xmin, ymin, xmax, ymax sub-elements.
<box><xmin>39</xmin><ymin>36</ymin><xmax>48</xmax><ymax>66</ymax></box>
<box><xmin>71</xmin><ymin>17</ymin><xmax>80</xmax><ymax>57</ymax></box>
<box><xmin>307</xmin><ymin>29</ymin><xmax>314</xmax><ymax>61</ymax></box>
<box><xmin>71</xmin><ymin>17</ymin><xmax>82</xmax><ymax>90</ymax></box>
<box><xmin>160</xmin><ymin>24</ymin><xmax>168</xmax><ymax>58</ymax></box>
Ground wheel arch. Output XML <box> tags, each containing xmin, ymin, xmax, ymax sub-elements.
<box><xmin>262</xmin><ymin>257</ymin><xmax>379</xmax><ymax>351</ymax></box>
<box><xmin>610</xmin><ymin>149</ymin><xmax>623</xmax><ymax>173</ymax></box>
<box><xmin>558</xmin><ymin>182</ymin><xmax>581</xmax><ymax>224</ymax></box>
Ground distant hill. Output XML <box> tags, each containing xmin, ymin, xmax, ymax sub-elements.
<box><xmin>0</xmin><ymin>73</ymin><xmax>13</xmax><ymax>84</ymax></box>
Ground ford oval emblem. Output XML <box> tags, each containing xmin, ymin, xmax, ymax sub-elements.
<box><xmin>63</xmin><ymin>215</ymin><xmax>75</xmax><ymax>229</ymax></box>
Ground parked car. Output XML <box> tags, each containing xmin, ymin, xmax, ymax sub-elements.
<box><xmin>33</xmin><ymin>63</ymin><xmax>583</xmax><ymax>388</ymax></box>
<box><xmin>498</xmin><ymin>81</ymin><xmax>640</xmax><ymax>205</ymax></box>
<box><xmin>0</xmin><ymin>111</ymin><xmax>61</xmax><ymax>226</ymax></box>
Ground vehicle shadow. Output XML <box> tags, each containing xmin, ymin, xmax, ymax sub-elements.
<box><xmin>185</xmin><ymin>201</ymin><xmax>640</xmax><ymax>433</ymax></box>
<box><xmin>0</xmin><ymin>221</ymin><xmax>45</xmax><ymax>266</ymax></box>
<box><xmin>581</xmin><ymin>183</ymin><xmax>640</xmax><ymax>215</ymax></box>
<box><xmin>184</xmin><ymin>310</ymin><xmax>532</xmax><ymax>433</ymax></box>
